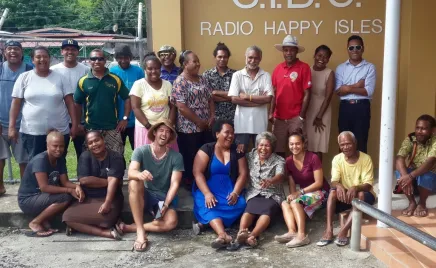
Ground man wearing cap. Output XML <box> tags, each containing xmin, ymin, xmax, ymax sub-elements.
<box><xmin>335</xmin><ymin>35</ymin><xmax>376</xmax><ymax>153</ymax></box>
<box><xmin>120</xmin><ymin>119</ymin><xmax>184</xmax><ymax>251</ymax></box>
<box><xmin>110</xmin><ymin>45</ymin><xmax>145</xmax><ymax>153</ymax></box>
<box><xmin>157</xmin><ymin>45</ymin><xmax>179</xmax><ymax>84</ymax></box>
<box><xmin>270</xmin><ymin>35</ymin><xmax>312</xmax><ymax>157</ymax></box>
<box><xmin>74</xmin><ymin>49</ymin><xmax>131</xmax><ymax>155</ymax></box>
<box><xmin>0</xmin><ymin>40</ymin><xmax>33</xmax><ymax>196</ymax></box>
<box><xmin>51</xmin><ymin>39</ymin><xmax>90</xmax><ymax>160</ymax></box>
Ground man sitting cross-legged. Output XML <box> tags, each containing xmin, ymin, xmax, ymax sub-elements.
<box><xmin>119</xmin><ymin>119</ymin><xmax>184</xmax><ymax>252</ymax></box>
<box><xmin>317</xmin><ymin>131</ymin><xmax>376</xmax><ymax>247</ymax></box>
<box><xmin>395</xmin><ymin>114</ymin><xmax>435</xmax><ymax>217</ymax></box>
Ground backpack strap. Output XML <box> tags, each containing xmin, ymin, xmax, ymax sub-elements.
<box><xmin>406</xmin><ymin>132</ymin><xmax>418</xmax><ymax>169</ymax></box>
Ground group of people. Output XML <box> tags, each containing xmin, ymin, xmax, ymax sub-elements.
<box><xmin>0</xmin><ymin>34</ymin><xmax>434</xmax><ymax>252</ymax></box>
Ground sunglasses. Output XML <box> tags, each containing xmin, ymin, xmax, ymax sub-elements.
<box><xmin>90</xmin><ymin>57</ymin><xmax>105</xmax><ymax>61</ymax></box>
<box><xmin>348</xmin><ymin>45</ymin><xmax>363</xmax><ymax>51</ymax></box>
<box><xmin>158</xmin><ymin>52</ymin><xmax>173</xmax><ymax>58</ymax></box>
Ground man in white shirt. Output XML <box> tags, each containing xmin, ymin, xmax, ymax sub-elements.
<box><xmin>51</xmin><ymin>39</ymin><xmax>90</xmax><ymax>160</ymax></box>
<box><xmin>228</xmin><ymin>46</ymin><xmax>273</xmax><ymax>153</ymax></box>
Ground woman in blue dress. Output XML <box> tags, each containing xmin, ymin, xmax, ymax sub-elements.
<box><xmin>192</xmin><ymin>120</ymin><xmax>247</xmax><ymax>249</ymax></box>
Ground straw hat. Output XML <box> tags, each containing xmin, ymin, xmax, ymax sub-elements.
<box><xmin>274</xmin><ymin>35</ymin><xmax>305</xmax><ymax>53</ymax></box>
<box><xmin>147</xmin><ymin>119</ymin><xmax>177</xmax><ymax>143</ymax></box>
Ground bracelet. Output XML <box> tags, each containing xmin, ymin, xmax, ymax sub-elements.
<box><xmin>249</xmin><ymin>95</ymin><xmax>252</xmax><ymax>101</ymax></box>
<box><xmin>330</xmin><ymin>187</ymin><xmax>337</xmax><ymax>192</ymax></box>
<box><xmin>145</xmin><ymin>123</ymin><xmax>152</xmax><ymax>129</ymax></box>
<box><xmin>299</xmin><ymin>116</ymin><xmax>305</xmax><ymax>121</ymax></box>
<box><xmin>300</xmin><ymin>188</ymin><xmax>305</xmax><ymax>195</ymax></box>
<box><xmin>231</xmin><ymin>192</ymin><xmax>239</xmax><ymax>197</ymax></box>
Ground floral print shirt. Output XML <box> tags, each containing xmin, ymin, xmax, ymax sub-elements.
<box><xmin>397</xmin><ymin>134</ymin><xmax>436</xmax><ymax>173</ymax></box>
<box><xmin>171</xmin><ymin>75</ymin><xmax>211</xmax><ymax>133</ymax></box>
<box><xmin>203</xmin><ymin>67</ymin><xmax>236</xmax><ymax>122</ymax></box>
<box><xmin>246</xmin><ymin>149</ymin><xmax>285</xmax><ymax>204</ymax></box>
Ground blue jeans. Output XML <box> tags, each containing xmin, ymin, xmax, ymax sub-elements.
<box><xmin>395</xmin><ymin>169</ymin><xmax>436</xmax><ymax>193</ymax></box>
<box><xmin>21</xmin><ymin>133</ymin><xmax>70</xmax><ymax>160</ymax></box>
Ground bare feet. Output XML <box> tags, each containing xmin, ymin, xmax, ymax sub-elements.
<box><xmin>0</xmin><ymin>186</ymin><xmax>6</xmax><ymax>196</ymax></box>
<box><xmin>42</xmin><ymin>221</ymin><xmax>59</xmax><ymax>233</ymax></box>
<box><xmin>321</xmin><ymin>229</ymin><xmax>333</xmax><ymax>241</ymax></box>
<box><xmin>402</xmin><ymin>202</ymin><xmax>417</xmax><ymax>217</ymax></box>
<box><xmin>413</xmin><ymin>204</ymin><xmax>428</xmax><ymax>217</ymax></box>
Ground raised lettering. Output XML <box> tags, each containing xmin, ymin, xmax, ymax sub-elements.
<box><xmin>289</xmin><ymin>21</ymin><xmax>299</xmax><ymax>34</ymax></box>
<box><xmin>213</xmin><ymin>22</ymin><xmax>224</xmax><ymax>36</ymax></box>
<box><xmin>233</xmin><ymin>0</ymin><xmax>258</xmax><ymax>9</ymax></box>
<box><xmin>200</xmin><ymin>22</ymin><xmax>211</xmax><ymax>36</ymax></box>
<box><xmin>300</xmin><ymin>21</ymin><xmax>311</xmax><ymax>34</ymax></box>
<box><xmin>313</xmin><ymin>20</ymin><xmax>323</xmax><ymax>35</ymax></box>
<box><xmin>329</xmin><ymin>0</ymin><xmax>354</xmax><ymax>8</ymax></box>
<box><xmin>265</xmin><ymin>21</ymin><xmax>276</xmax><ymax>35</ymax></box>
<box><xmin>240</xmin><ymin>21</ymin><xmax>254</xmax><ymax>35</ymax></box>
<box><xmin>372</xmin><ymin>19</ymin><xmax>383</xmax><ymax>34</ymax></box>
<box><xmin>277</xmin><ymin>21</ymin><xmax>287</xmax><ymax>35</ymax></box>
<box><xmin>288</xmin><ymin>0</ymin><xmax>314</xmax><ymax>9</ymax></box>
<box><xmin>225</xmin><ymin>22</ymin><xmax>237</xmax><ymax>35</ymax></box>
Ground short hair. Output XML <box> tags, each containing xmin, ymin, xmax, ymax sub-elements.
<box><xmin>30</xmin><ymin>46</ymin><xmax>50</xmax><ymax>59</ymax></box>
<box><xmin>114</xmin><ymin>45</ymin><xmax>133</xmax><ymax>58</ymax></box>
<box><xmin>212</xmin><ymin>119</ymin><xmax>234</xmax><ymax>136</ymax></box>
<box><xmin>178</xmin><ymin>50</ymin><xmax>194</xmax><ymax>75</ymax></box>
<box><xmin>255</xmin><ymin>132</ymin><xmax>277</xmax><ymax>152</ymax></box>
<box><xmin>347</xmin><ymin>35</ymin><xmax>364</xmax><ymax>46</ymax></box>
<box><xmin>46</xmin><ymin>129</ymin><xmax>63</xmax><ymax>143</ymax></box>
<box><xmin>245</xmin><ymin>45</ymin><xmax>262</xmax><ymax>58</ymax></box>
<box><xmin>314</xmin><ymin>45</ymin><xmax>333</xmax><ymax>58</ymax></box>
<box><xmin>143</xmin><ymin>52</ymin><xmax>161</xmax><ymax>68</ymax></box>
<box><xmin>90</xmin><ymin>48</ymin><xmax>104</xmax><ymax>57</ymax></box>
<box><xmin>85</xmin><ymin>130</ymin><xmax>103</xmax><ymax>142</ymax></box>
<box><xmin>213</xmin><ymin>42</ymin><xmax>231</xmax><ymax>57</ymax></box>
<box><xmin>338</xmin><ymin>131</ymin><xmax>357</xmax><ymax>144</ymax></box>
<box><xmin>289</xmin><ymin>128</ymin><xmax>305</xmax><ymax>143</ymax></box>
<box><xmin>417</xmin><ymin>114</ymin><xmax>436</xmax><ymax>128</ymax></box>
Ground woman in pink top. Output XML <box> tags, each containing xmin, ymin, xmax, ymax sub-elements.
<box><xmin>274</xmin><ymin>130</ymin><xmax>330</xmax><ymax>248</ymax></box>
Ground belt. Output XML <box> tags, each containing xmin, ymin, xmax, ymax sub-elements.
<box><xmin>340</xmin><ymin>99</ymin><xmax>370</xmax><ymax>104</ymax></box>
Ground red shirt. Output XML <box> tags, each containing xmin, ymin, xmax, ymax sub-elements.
<box><xmin>272</xmin><ymin>60</ymin><xmax>312</xmax><ymax>120</ymax></box>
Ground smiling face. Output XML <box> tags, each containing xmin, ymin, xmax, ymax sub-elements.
<box><xmin>159</xmin><ymin>51</ymin><xmax>176</xmax><ymax>68</ymax></box>
<box><xmin>145</xmin><ymin>59</ymin><xmax>162</xmax><ymax>82</ymax></box>
<box><xmin>61</xmin><ymin>46</ymin><xmax>79</xmax><ymax>64</ymax></box>
<box><xmin>415</xmin><ymin>120</ymin><xmax>433</xmax><ymax>144</ymax></box>
<box><xmin>216</xmin><ymin>123</ymin><xmax>235</xmax><ymax>148</ymax></box>
<box><xmin>4</xmin><ymin>46</ymin><xmax>23</xmax><ymax>65</ymax></box>
<box><xmin>246</xmin><ymin>50</ymin><xmax>261</xmax><ymax>70</ymax></box>
<box><xmin>116</xmin><ymin>55</ymin><xmax>131</xmax><ymax>70</ymax></box>
<box><xmin>347</xmin><ymin>39</ymin><xmax>364</xmax><ymax>62</ymax></box>
<box><xmin>215</xmin><ymin>50</ymin><xmax>229</xmax><ymax>69</ymax></box>
<box><xmin>289</xmin><ymin>135</ymin><xmax>304</xmax><ymax>155</ymax></box>
<box><xmin>90</xmin><ymin>51</ymin><xmax>106</xmax><ymax>72</ymax></box>
<box><xmin>282</xmin><ymin>46</ymin><xmax>299</xmax><ymax>65</ymax></box>
<box><xmin>32</xmin><ymin>49</ymin><xmax>50</xmax><ymax>72</ymax></box>
<box><xmin>339</xmin><ymin>134</ymin><xmax>357</xmax><ymax>158</ymax></box>
<box><xmin>184</xmin><ymin>53</ymin><xmax>201</xmax><ymax>75</ymax></box>
<box><xmin>257</xmin><ymin>138</ymin><xmax>273</xmax><ymax>161</ymax></box>
<box><xmin>86</xmin><ymin>132</ymin><xmax>106</xmax><ymax>155</ymax></box>
<box><xmin>47</xmin><ymin>136</ymin><xmax>65</xmax><ymax>159</ymax></box>
<box><xmin>314</xmin><ymin>49</ymin><xmax>331</xmax><ymax>70</ymax></box>
<box><xmin>153</xmin><ymin>125</ymin><xmax>172</xmax><ymax>146</ymax></box>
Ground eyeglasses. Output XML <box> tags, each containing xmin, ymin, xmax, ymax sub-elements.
<box><xmin>158</xmin><ymin>52</ymin><xmax>173</xmax><ymax>58</ymax></box>
<box><xmin>348</xmin><ymin>45</ymin><xmax>363</xmax><ymax>51</ymax></box>
<box><xmin>90</xmin><ymin>57</ymin><xmax>105</xmax><ymax>61</ymax></box>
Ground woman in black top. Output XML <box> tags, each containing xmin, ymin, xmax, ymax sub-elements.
<box><xmin>63</xmin><ymin>131</ymin><xmax>125</xmax><ymax>239</ymax></box>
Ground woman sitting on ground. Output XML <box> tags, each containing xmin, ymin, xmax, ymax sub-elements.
<box><xmin>62</xmin><ymin>131</ymin><xmax>125</xmax><ymax>240</ymax></box>
<box><xmin>18</xmin><ymin>130</ymin><xmax>84</xmax><ymax>237</ymax></box>
<box><xmin>274</xmin><ymin>130</ymin><xmax>330</xmax><ymax>247</ymax></box>
<box><xmin>192</xmin><ymin>120</ymin><xmax>247</xmax><ymax>249</ymax></box>
<box><xmin>235</xmin><ymin>132</ymin><xmax>285</xmax><ymax>248</ymax></box>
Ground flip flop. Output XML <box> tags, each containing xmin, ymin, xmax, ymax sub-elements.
<box><xmin>0</xmin><ymin>189</ymin><xmax>6</xmax><ymax>196</ymax></box>
<box><xmin>110</xmin><ymin>227</ymin><xmax>122</xmax><ymax>240</ymax></box>
<box><xmin>226</xmin><ymin>241</ymin><xmax>241</xmax><ymax>251</ymax></box>
<box><xmin>24</xmin><ymin>230</ymin><xmax>53</xmax><ymax>238</ymax></box>
<box><xmin>192</xmin><ymin>222</ymin><xmax>201</xmax><ymax>236</ymax></box>
<box><xmin>115</xmin><ymin>221</ymin><xmax>125</xmax><ymax>236</ymax></box>
<box><xmin>132</xmin><ymin>239</ymin><xmax>148</xmax><ymax>252</ymax></box>
<box><xmin>65</xmin><ymin>227</ymin><xmax>73</xmax><ymax>236</ymax></box>
<box><xmin>316</xmin><ymin>239</ymin><xmax>333</xmax><ymax>247</ymax></box>
<box><xmin>211</xmin><ymin>238</ymin><xmax>228</xmax><ymax>249</ymax></box>
<box><xmin>334</xmin><ymin>237</ymin><xmax>349</xmax><ymax>247</ymax></box>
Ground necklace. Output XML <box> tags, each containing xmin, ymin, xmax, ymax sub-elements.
<box><xmin>151</xmin><ymin>144</ymin><xmax>168</xmax><ymax>161</ymax></box>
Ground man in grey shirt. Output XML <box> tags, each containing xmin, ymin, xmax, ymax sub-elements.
<box><xmin>0</xmin><ymin>40</ymin><xmax>33</xmax><ymax>195</ymax></box>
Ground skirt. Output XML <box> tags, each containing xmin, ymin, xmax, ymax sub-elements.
<box><xmin>293</xmin><ymin>190</ymin><xmax>327</xmax><ymax>218</ymax></box>
<box><xmin>18</xmin><ymin>193</ymin><xmax>73</xmax><ymax>217</ymax></box>
<box><xmin>245</xmin><ymin>195</ymin><xmax>280</xmax><ymax>217</ymax></box>
<box><xmin>134</xmin><ymin>125</ymin><xmax>179</xmax><ymax>151</ymax></box>
<box><xmin>62</xmin><ymin>196</ymin><xmax>123</xmax><ymax>228</ymax></box>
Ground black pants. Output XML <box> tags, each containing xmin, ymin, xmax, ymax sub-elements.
<box><xmin>121</xmin><ymin>126</ymin><xmax>134</xmax><ymax>151</ymax></box>
<box><xmin>177</xmin><ymin>131</ymin><xmax>213</xmax><ymax>186</ymax></box>
<box><xmin>338</xmin><ymin>99</ymin><xmax>371</xmax><ymax>153</ymax></box>
<box><xmin>69</xmin><ymin>123</ymin><xmax>86</xmax><ymax>161</ymax></box>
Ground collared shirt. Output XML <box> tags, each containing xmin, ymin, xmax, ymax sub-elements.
<box><xmin>331</xmin><ymin>151</ymin><xmax>376</xmax><ymax>197</ymax></box>
<box><xmin>397</xmin><ymin>135</ymin><xmax>436</xmax><ymax>173</ymax></box>
<box><xmin>272</xmin><ymin>60</ymin><xmax>312</xmax><ymax>120</ymax></box>
<box><xmin>74</xmin><ymin>69</ymin><xmax>129</xmax><ymax>130</ymax></box>
<box><xmin>110</xmin><ymin>65</ymin><xmax>145</xmax><ymax>128</ymax></box>
<box><xmin>203</xmin><ymin>67</ymin><xmax>236</xmax><ymax>121</ymax></box>
<box><xmin>228</xmin><ymin>68</ymin><xmax>274</xmax><ymax>134</ymax></box>
<box><xmin>246</xmin><ymin>149</ymin><xmax>285</xmax><ymax>204</ymax></box>
<box><xmin>335</xmin><ymin>59</ymin><xmax>376</xmax><ymax>100</ymax></box>
<box><xmin>161</xmin><ymin>65</ymin><xmax>180</xmax><ymax>84</ymax></box>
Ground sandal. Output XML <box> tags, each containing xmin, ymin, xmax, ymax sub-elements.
<box><xmin>115</xmin><ymin>220</ymin><xmax>125</xmax><ymax>236</ymax></box>
<box><xmin>316</xmin><ymin>239</ymin><xmax>333</xmax><ymax>247</ymax></box>
<box><xmin>65</xmin><ymin>227</ymin><xmax>73</xmax><ymax>236</ymax></box>
<box><xmin>24</xmin><ymin>230</ymin><xmax>53</xmax><ymax>238</ymax></box>
<box><xmin>132</xmin><ymin>239</ymin><xmax>148</xmax><ymax>252</ymax></box>
<box><xmin>211</xmin><ymin>237</ymin><xmax>228</xmax><ymax>249</ymax></box>
<box><xmin>110</xmin><ymin>227</ymin><xmax>122</xmax><ymax>240</ymax></box>
<box><xmin>334</xmin><ymin>237</ymin><xmax>349</xmax><ymax>247</ymax></box>
<box><xmin>192</xmin><ymin>222</ymin><xmax>202</xmax><ymax>236</ymax></box>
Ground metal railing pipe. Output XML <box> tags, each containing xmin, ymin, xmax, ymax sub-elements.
<box><xmin>351</xmin><ymin>199</ymin><xmax>436</xmax><ymax>251</ymax></box>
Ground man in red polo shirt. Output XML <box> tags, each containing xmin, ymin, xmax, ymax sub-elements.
<box><xmin>270</xmin><ymin>35</ymin><xmax>312</xmax><ymax>157</ymax></box>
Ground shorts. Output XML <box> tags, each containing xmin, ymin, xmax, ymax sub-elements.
<box><xmin>0</xmin><ymin>126</ymin><xmax>28</xmax><ymax>163</ymax></box>
<box><xmin>335</xmin><ymin>191</ymin><xmax>375</xmax><ymax>214</ymax></box>
<box><xmin>272</xmin><ymin>117</ymin><xmax>305</xmax><ymax>153</ymax></box>
<box><xmin>395</xmin><ymin>169</ymin><xmax>436</xmax><ymax>193</ymax></box>
<box><xmin>144</xmin><ymin>189</ymin><xmax>178</xmax><ymax>216</ymax></box>
<box><xmin>18</xmin><ymin>193</ymin><xmax>73</xmax><ymax>217</ymax></box>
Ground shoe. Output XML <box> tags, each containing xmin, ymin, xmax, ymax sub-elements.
<box><xmin>286</xmin><ymin>235</ymin><xmax>311</xmax><ymax>248</ymax></box>
<box><xmin>274</xmin><ymin>233</ymin><xmax>297</xmax><ymax>243</ymax></box>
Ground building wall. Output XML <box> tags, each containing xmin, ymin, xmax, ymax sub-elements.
<box><xmin>150</xmin><ymin>0</ymin><xmax>436</xmax><ymax>175</ymax></box>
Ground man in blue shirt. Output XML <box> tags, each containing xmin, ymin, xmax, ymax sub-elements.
<box><xmin>335</xmin><ymin>35</ymin><xmax>376</xmax><ymax>153</ymax></box>
<box><xmin>0</xmin><ymin>41</ymin><xmax>33</xmax><ymax>195</ymax></box>
<box><xmin>110</xmin><ymin>45</ymin><xmax>145</xmax><ymax>153</ymax></box>
<box><xmin>157</xmin><ymin>45</ymin><xmax>179</xmax><ymax>84</ymax></box>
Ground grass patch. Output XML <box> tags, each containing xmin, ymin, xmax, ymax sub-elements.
<box><xmin>5</xmin><ymin>140</ymin><xmax>133</xmax><ymax>180</ymax></box>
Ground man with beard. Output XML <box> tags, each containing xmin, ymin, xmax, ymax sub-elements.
<box><xmin>157</xmin><ymin>45</ymin><xmax>179</xmax><ymax>84</ymax></box>
<box><xmin>228</xmin><ymin>46</ymin><xmax>273</xmax><ymax>153</ymax></box>
<box><xmin>317</xmin><ymin>131</ymin><xmax>375</xmax><ymax>247</ymax></box>
<box><xmin>120</xmin><ymin>119</ymin><xmax>184</xmax><ymax>252</ymax></box>
<box><xmin>395</xmin><ymin>114</ymin><xmax>436</xmax><ymax>217</ymax></box>
<box><xmin>51</xmin><ymin>39</ymin><xmax>90</xmax><ymax>160</ymax></box>
<box><xmin>0</xmin><ymin>40</ymin><xmax>33</xmax><ymax>196</ymax></box>
<box><xmin>270</xmin><ymin>35</ymin><xmax>311</xmax><ymax>158</ymax></box>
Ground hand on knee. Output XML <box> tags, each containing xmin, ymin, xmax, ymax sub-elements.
<box><xmin>357</xmin><ymin>191</ymin><xmax>365</xmax><ymax>200</ymax></box>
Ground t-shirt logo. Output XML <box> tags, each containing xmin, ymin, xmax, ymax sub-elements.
<box><xmin>48</xmin><ymin>171</ymin><xmax>61</xmax><ymax>186</ymax></box>
<box><xmin>290</xmin><ymin>72</ymin><xmax>298</xmax><ymax>82</ymax></box>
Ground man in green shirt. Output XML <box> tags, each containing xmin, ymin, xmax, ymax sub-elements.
<box><xmin>118</xmin><ymin>119</ymin><xmax>184</xmax><ymax>252</ymax></box>
<box><xmin>73</xmin><ymin>49</ymin><xmax>131</xmax><ymax>155</ymax></box>
<box><xmin>396</xmin><ymin>114</ymin><xmax>436</xmax><ymax>217</ymax></box>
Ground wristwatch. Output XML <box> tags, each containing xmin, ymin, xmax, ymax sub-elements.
<box><xmin>299</xmin><ymin>116</ymin><xmax>305</xmax><ymax>122</ymax></box>
<box><xmin>300</xmin><ymin>188</ymin><xmax>305</xmax><ymax>195</ymax></box>
<box><xmin>122</xmin><ymin>116</ymin><xmax>128</xmax><ymax>121</ymax></box>
<box><xmin>145</xmin><ymin>122</ymin><xmax>152</xmax><ymax>129</ymax></box>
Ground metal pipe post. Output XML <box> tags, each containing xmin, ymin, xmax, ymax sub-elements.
<box><xmin>6</xmin><ymin>157</ymin><xmax>13</xmax><ymax>181</ymax></box>
<box><xmin>377</xmin><ymin>0</ymin><xmax>401</xmax><ymax>227</ymax></box>
<box><xmin>0</xmin><ymin>8</ymin><xmax>9</xmax><ymax>30</ymax></box>
<box><xmin>138</xmin><ymin>3</ymin><xmax>143</xmax><ymax>39</ymax></box>
<box><xmin>350</xmin><ymin>209</ymin><xmax>363</xmax><ymax>252</ymax></box>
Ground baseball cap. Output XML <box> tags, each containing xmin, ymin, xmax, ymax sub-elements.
<box><xmin>5</xmin><ymin>40</ymin><xmax>22</xmax><ymax>49</ymax></box>
<box><xmin>157</xmin><ymin>45</ymin><xmax>176</xmax><ymax>56</ymax></box>
<box><xmin>61</xmin><ymin>39</ymin><xmax>80</xmax><ymax>50</ymax></box>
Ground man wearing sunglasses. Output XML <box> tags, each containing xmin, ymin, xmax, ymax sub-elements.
<box><xmin>73</xmin><ymin>49</ymin><xmax>131</xmax><ymax>156</ymax></box>
<box><xmin>335</xmin><ymin>35</ymin><xmax>376</xmax><ymax>153</ymax></box>
<box><xmin>157</xmin><ymin>45</ymin><xmax>179</xmax><ymax>84</ymax></box>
